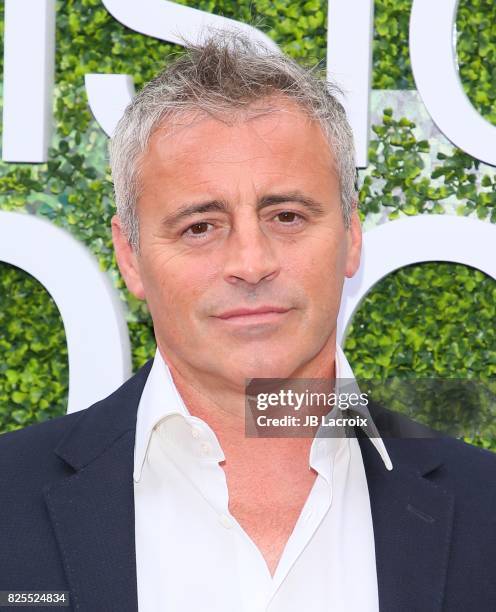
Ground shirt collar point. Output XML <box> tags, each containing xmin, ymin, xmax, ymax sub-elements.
<box><xmin>375</xmin><ymin>439</ymin><xmax>394</xmax><ymax>471</ymax></box>
<box><xmin>133</xmin><ymin>460</ymin><xmax>144</xmax><ymax>483</ymax></box>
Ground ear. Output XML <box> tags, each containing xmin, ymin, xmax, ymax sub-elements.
<box><xmin>344</xmin><ymin>205</ymin><xmax>362</xmax><ymax>278</ymax></box>
<box><xmin>111</xmin><ymin>214</ymin><xmax>146</xmax><ymax>300</ymax></box>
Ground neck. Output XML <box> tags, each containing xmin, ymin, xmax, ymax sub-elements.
<box><xmin>157</xmin><ymin>337</ymin><xmax>337</xmax><ymax>459</ymax></box>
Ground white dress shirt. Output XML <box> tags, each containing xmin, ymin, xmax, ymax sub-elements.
<box><xmin>133</xmin><ymin>346</ymin><xmax>393</xmax><ymax>611</ymax></box>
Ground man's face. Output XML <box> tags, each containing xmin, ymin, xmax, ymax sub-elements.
<box><xmin>112</xmin><ymin>97</ymin><xmax>361</xmax><ymax>388</ymax></box>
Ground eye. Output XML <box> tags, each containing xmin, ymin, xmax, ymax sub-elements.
<box><xmin>182</xmin><ymin>221</ymin><xmax>212</xmax><ymax>238</ymax></box>
<box><xmin>277</xmin><ymin>211</ymin><xmax>298</xmax><ymax>223</ymax></box>
<box><xmin>273</xmin><ymin>211</ymin><xmax>305</xmax><ymax>225</ymax></box>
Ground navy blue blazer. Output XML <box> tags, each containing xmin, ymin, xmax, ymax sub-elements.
<box><xmin>1</xmin><ymin>358</ymin><xmax>495</xmax><ymax>611</ymax></box>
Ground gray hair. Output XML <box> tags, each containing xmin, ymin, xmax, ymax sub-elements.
<box><xmin>109</xmin><ymin>30</ymin><xmax>357</xmax><ymax>253</ymax></box>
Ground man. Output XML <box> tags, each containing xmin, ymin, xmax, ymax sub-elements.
<box><xmin>1</xmin><ymin>32</ymin><xmax>495</xmax><ymax>612</ymax></box>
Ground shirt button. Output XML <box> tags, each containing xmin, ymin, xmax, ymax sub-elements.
<box><xmin>219</xmin><ymin>514</ymin><xmax>234</xmax><ymax>529</ymax></box>
<box><xmin>191</xmin><ymin>426</ymin><xmax>201</xmax><ymax>439</ymax></box>
<box><xmin>200</xmin><ymin>441</ymin><xmax>212</xmax><ymax>455</ymax></box>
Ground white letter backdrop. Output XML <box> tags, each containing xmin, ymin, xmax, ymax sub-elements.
<box><xmin>1</xmin><ymin>1</ymin><xmax>495</xmax><ymax>413</ymax></box>
<box><xmin>0</xmin><ymin>212</ymin><xmax>131</xmax><ymax>414</ymax></box>
<box><xmin>1</xmin><ymin>213</ymin><xmax>494</xmax><ymax>413</ymax></box>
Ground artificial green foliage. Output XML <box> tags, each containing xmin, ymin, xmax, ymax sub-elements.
<box><xmin>359</xmin><ymin>108</ymin><xmax>496</xmax><ymax>221</ymax></box>
<box><xmin>0</xmin><ymin>1</ymin><xmax>495</xmax><ymax>447</ymax></box>
<box><xmin>457</xmin><ymin>0</ymin><xmax>496</xmax><ymax>126</ymax></box>
<box><xmin>360</xmin><ymin>377</ymin><xmax>496</xmax><ymax>450</ymax></box>
<box><xmin>0</xmin><ymin>266</ymin><xmax>68</xmax><ymax>432</ymax></box>
<box><xmin>345</xmin><ymin>263</ymin><xmax>496</xmax><ymax>379</ymax></box>
<box><xmin>373</xmin><ymin>0</ymin><xmax>414</xmax><ymax>89</ymax></box>
<box><xmin>372</xmin><ymin>0</ymin><xmax>496</xmax><ymax>126</ymax></box>
<box><xmin>344</xmin><ymin>263</ymin><xmax>496</xmax><ymax>451</ymax></box>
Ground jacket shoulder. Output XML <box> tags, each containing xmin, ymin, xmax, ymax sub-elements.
<box><xmin>0</xmin><ymin>357</ymin><xmax>154</xmax><ymax>482</ymax></box>
<box><xmin>0</xmin><ymin>411</ymin><xmax>83</xmax><ymax>460</ymax></box>
<box><xmin>430</xmin><ymin>432</ymin><xmax>496</xmax><ymax>493</ymax></box>
<box><xmin>370</xmin><ymin>400</ymin><xmax>496</xmax><ymax>498</ymax></box>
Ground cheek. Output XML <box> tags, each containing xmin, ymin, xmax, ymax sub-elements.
<box><xmin>141</xmin><ymin>251</ymin><xmax>219</xmax><ymax>316</ymax></box>
<box><xmin>283</xmin><ymin>237</ymin><xmax>346</xmax><ymax>323</ymax></box>
<box><xmin>287</xmin><ymin>234</ymin><xmax>347</xmax><ymax>284</ymax></box>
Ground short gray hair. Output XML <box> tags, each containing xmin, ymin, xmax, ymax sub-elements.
<box><xmin>109</xmin><ymin>30</ymin><xmax>357</xmax><ymax>253</ymax></box>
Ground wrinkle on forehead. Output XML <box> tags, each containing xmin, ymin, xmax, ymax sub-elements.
<box><xmin>145</xmin><ymin>94</ymin><xmax>326</xmax><ymax>160</ymax></box>
<box><xmin>135</xmin><ymin>94</ymin><xmax>339</xmax><ymax>216</ymax></box>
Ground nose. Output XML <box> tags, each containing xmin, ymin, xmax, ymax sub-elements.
<box><xmin>222</xmin><ymin>219</ymin><xmax>280</xmax><ymax>286</ymax></box>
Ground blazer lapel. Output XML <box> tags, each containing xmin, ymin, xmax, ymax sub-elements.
<box><xmin>42</xmin><ymin>359</ymin><xmax>455</xmax><ymax>611</ymax></box>
<box><xmin>358</xmin><ymin>408</ymin><xmax>455</xmax><ymax>612</ymax></box>
<box><xmin>43</xmin><ymin>359</ymin><xmax>154</xmax><ymax>612</ymax></box>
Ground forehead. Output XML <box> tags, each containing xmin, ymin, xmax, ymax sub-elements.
<box><xmin>139</xmin><ymin>96</ymin><xmax>336</xmax><ymax>183</ymax></box>
<box><xmin>143</xmin><ymin>96</ymin><xmax>332</xmax><ymax>162</ymax></box>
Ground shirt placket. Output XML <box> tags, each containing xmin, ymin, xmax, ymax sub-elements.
<box><xmin>264</xmin><ymin>438</ymin><xmax>339</xmax><ymax>610</ymax></box>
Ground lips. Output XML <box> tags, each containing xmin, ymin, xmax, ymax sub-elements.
<box><xmin>215</xmin><ymin>306</ymin><xmax>291</xmax><ymax>320</ymax></box>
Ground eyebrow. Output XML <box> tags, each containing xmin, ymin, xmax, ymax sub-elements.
<box><xmin>160</xmin><ymin>191</ymin><xmax>328</xmax><ymax>229</ymax></box>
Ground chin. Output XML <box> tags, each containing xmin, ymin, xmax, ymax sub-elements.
<box><xmin>232</xmin><ymin>355</ymin><xmax>298</xmax><ymax>381</ymax></box>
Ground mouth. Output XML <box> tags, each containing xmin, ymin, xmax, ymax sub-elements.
<box><xmin>213</xmin><ymin>306</ymin><xmax>293</xmax><ymax>325</ymax></box>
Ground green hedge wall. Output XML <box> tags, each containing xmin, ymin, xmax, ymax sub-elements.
<box><xmin>0</xmin><ymin>0</ymin><xmax>495</xmax><ymax>449</ymax></box>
